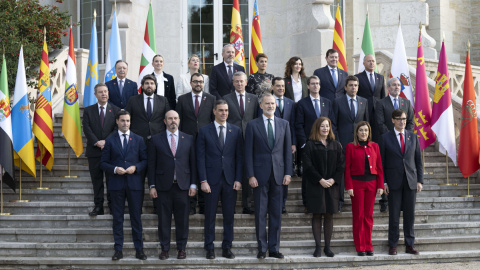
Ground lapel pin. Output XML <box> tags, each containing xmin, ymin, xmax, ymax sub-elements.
<box><xmin>360</xmin><ymin>102</ymin><xmax>363</xmax><ymax>105</ymax></box>
<box><xmin>129</xmin><ymin>138</ymin><xmax>132</xmax><ymax>141</ymax></box>
<box><xmin>229</xmin><ymin>129</ymin><xmax>232</xmax><ymax>132</ymax></box>
<box><xmin>109</xmin><ymin>110</ymin><xmax>111</xmax><ymax>112</ymax></box>
<box><xmin>182</xmin><ymin>136</ymin><xmax>184</xmax><ymax>139</ymax></box>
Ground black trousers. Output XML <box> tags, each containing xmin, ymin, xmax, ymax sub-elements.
<box><xmin>87</xmin><ymin>156</ymin><xmax>110</xmax><ymax>208</ymax></box>
<box><xmin>388</xmin><ymin>176</ymin><xmax>416</xmax><ymax>247</ymax></box>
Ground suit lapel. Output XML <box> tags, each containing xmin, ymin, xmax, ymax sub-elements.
<box><xmin>324</xmin><ymin>67</ymin><xmax>336</xmax><ymax>89</ymax></box>
<box><xmin>390</xmin><ymin>131</ymin><xmax>403</xmax><ymax>157</ymax></box>
<box><xmin>224</xmin><ymin>123</ymin><xmax>234</xmax><ymax>151</ymax></box>
<box><xmin>137</xmin><ymin>95</ymin><xmax>148</xmax><ymax>120</ymax></box>
<box><xmin>306</xmin><ymin>97</ymin><xmax>317</xmax><ymax>117</ymax></box>
<box><xmin>399</xmin><ymin>97</ymin><xmax>408</xmax><ymax>111</ymax></box>
<box><xmin>219</xmin><ymin>63</ymin><xmax>230</xmax><ymax>85</ymax></box>
<box><xmin>209</xmin><ymin>124</ymin><xmax>222</xmax><ymax>152</ymax></box>
<box><xmin>228</xmin><ymin>93</ymin><xmax>242</xmax><ymax>117</ymax></box>
<box><xmin>198</xmin><ymin>93</ymin><xmax>210</xmax><ymax>116</ymax></box>
<box><xmin>273</xmin><ymin>117</ymin><xmax>282</xmax><ymax>148</ymax></box>
<box><xmin>257</xmin><ymin>118</ymin><xmax>270</xmax><ymax>148</ymax></box>
<box><xmin>104</xmin><ymin>104</ymin><xmax>115</xmax><ymax>129</ymax></box>
<box><xmin>113</xmin><ymin>133</ymin><xmax>125</xmax><ymax>157</ymax></box>
<box><xmin>244</xmin><ymin>94</ymin><xmax>253</xmax><ymax>119</ymax></box>
<box><xmin>161</xmin><ymin>132</ymin><xmax>174</xmax><ymax>157</ymax></box>
<box><xmin>355</xmin><ymin>97</ymin><xmax>365</xmax><ymax>121</ymax></box>
<box><xmin>404</xmin><ymin>130</ymin><xmax>413</xmax><ymax>155</ymax></box>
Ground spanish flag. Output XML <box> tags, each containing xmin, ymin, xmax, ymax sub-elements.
<box><xmin>62</xmin><ymin>26</ymin><xmax>83</xmax><ymax>157</ymax></box>
<box><xmin>230</xmin><ymin>0</ymin><xmax>245</xmax><ymax>69</ymax></box>
<box><xmin>332</xmin><ymin>4</ymin><xmax>347</xmax><ymax>72</ymax></box>
<box><xmin>249</xmin><ymin>0</ymin><xmax>263</xmax><ymax>75</ymax></box>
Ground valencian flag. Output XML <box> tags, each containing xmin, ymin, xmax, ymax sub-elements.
<box><xmin>62</xmin><ymin>27</ymin><xmax>84</xmax><ymax>157</ymax></box>
<box><xmin>104</xmin><ymin>10</ymin><xmax>122</xmax><ymax>82</ymax></box>
<box><xmin>249</xmin><ymin>0</ymin><xmax>263</xmax><ymax>74</ymax></box>
<box><xmin>33</xmin><ymin>33</ymin><xmax>54</xmax><ymax>170</ymax></box>
<box><xmin>413</xmin><ymin>31</ymin><xmax>436</xmax><ymax>150</ymax></box>
<box><xmin>431</xmin><ymin>41</ymin><xmax>457</xmax><ymax>165</ymax></box>
<box><xmin>137</xmin><ymin>3</ymin><xmax>157</xmax><ymax>94</ymax></box>
<box><xmin>332</xmin><ymin>4</ymin><xmax>347</xmax><ymax>72</ymax></box>
<box><xmin>230</xmin><ymin>0</ymin><xmax>245</xmax><ymax>69</ymax></box>
<box><xmin>83</xmin><ymin>14</ymin><xmax>99</xmax><ymax>107</ymax></box>
<box><xmin>358</xmin><ymin>12</ymin><xmax>376</xmax><ymax>73</ymax></box>
<box><xmin>0</xmin><ymin>53</ymin><xmax>16</xmax><ymax>191</ymax></box>
<box><xmin>458</xmin><ymin>49</ymin><xmax>479</xmax><ymax>177</ymax></box>
<box><xmin>12</xmin><ymin>46</ymin><xmax>36</xmax><ymax>178</ymax></box>
<box><xmin>390</xmin><ymin>23</ymin><xmax>414</xmax><ymax>106</ymax></box>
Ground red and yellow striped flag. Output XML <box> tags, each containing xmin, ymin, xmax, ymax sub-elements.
<box><xmin>249</xmin><ymin>0</ymin><xmax>262</xmax><ymax>74</ymax></box>
<box><xmin>33</xmin><ymin>33</ymin><xmax>54</xmax><ymax>170</ymax></box>
<box><xmin>230</xmin><ymin>0</ymin><xmax>245</xmax><ymax>69</ymax></box>
<box><xmin>332</xmin><ymin>4</ymin><xmax>347</xmax><ymax>72</ymax></box>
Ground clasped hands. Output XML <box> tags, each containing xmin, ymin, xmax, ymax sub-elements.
<box><xmin>115</xmin><ymin>166</ymin><xmax>136</xmax><ymax>175</ymax></box>
<box><xmin>319</xmin><ymin>178</ymin><xmax>335</xmax><ymax>188</ymax></box>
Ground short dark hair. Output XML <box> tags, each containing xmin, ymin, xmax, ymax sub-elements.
<box><xmin>115</xmin><ymin>60</ymin><xmax>128</xmax><ymax>68</ymax></box>
<box><xmin>214</xmin><ymin>99</ymin><xmax>228</xmax><ymax>110</ymax></box>
<box><xmin>392</xmin><ymin>109</ymin><xmax>406</xmax><ymax>119</ymax></box>
<box><xmin>255</xmin><ymin>53</ymin><xmax>268</xmax><ymax>63</ymax></box>
<box><xmin>353</xmin><ymin>121</ymin><xmax>372</xmax><ymax>145</ymax></box>
<box><xmin>190</xmin><ymin>73</ymin><xmax>204</xmax><ymax>82</ymax></box>
<box><xmin>116</xmin><ymin>110</ymin><xmax>130</xmax><ymax>120</ymax></box>
<box><xmin>307</xmin><ymin>75</ymin><xmax>320</xmax><ymax>85</ymax></box>
<box><xmin>326</xmin><ymin>49</ymin><xmax>339</xmax><ymax>58</ymax></box>
<box><xmin>141</xmin><ymin>74</ymin><xmax>157</xmax><ymax>86</ymax></box>
<box><xmin>344</xmin><ymin>75</ymin><xmax>359</xmax><ymax>87</ymax></box>
<box><xmin>94</xmin><ymin>83</ymin><xmax>107</xmax><ymax>93</ymax></box>
<box><xmin>271</xmin><ymin>77</ymin><xmax>284</xmax><ymax>86</ymax></box>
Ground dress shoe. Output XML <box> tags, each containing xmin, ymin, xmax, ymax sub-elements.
<box><xmin>242</xmin><ymin>208</ymin><xmax>254</xmax><ymax>214</ymax></box>
<box><xmin>388</xmin><ymin>246</ymin><xmax>397</xmax><ymax>255</ymax></box>
<box><xmin>282</xmin><ymin>207</ymin><xmax>287</xmax><ymax>214</ymax></box>
<box><xmin>357</xmin><ymin>251</ymin><xmax>366</xmax><ymax>256</ymax></box>
<box><xmin>206</xmin><ymin>249</ymin><xmax>215</xmax><ymax>259</ymax></box>
<box><xmin>366</xmin><ymin>251</ymin><xmax>374</xmax><ymax>256</ymax></box>
<box><xmin>257</xmin><ymin>251</ymin><xmax>266</xmax><ymax>259</ymax></box>
<box><xmin>135</xmin><ymin>249</ymin><xmax>147</xmax><ymax>260</ymax></box>
<box><xmin>313</xmin><ymin>247</ymin><xmax>321</xmax><ymax>257</ymax></box>
<box><xmin>324</xmin><ymin>247</ymin><xmax>335</xmax><ymax>257</ymax></box>
<box><xmin>405</xmin><ymin>246</ymin><xmax>419</xmax><ymax>255</ymax></box>
<box><xmin>222</xmin><ymin>248</ymin><xmax>235</xmax><ymax>259</ymax></box>
<box><xmin>159</xmin><ymin>250</ymin><xmax>169</xmax><ymax>260</ymax></box>
<box><xmin>304</xmin><ymin>206</ymin><xmax>309</xmax><ymax>214</ymax></box>
<box><xmin>269</xmin><ymin>251</ymin><xmax>284</xmax><ymax>259</ymax></box>
<box><xmin>112</xmin><ymin>250</ymin><xmax>123</xmax><ymax>260</ymax></box>
<box><xmin>380</xmin><ymin>204</ymin><xmax>388</xmax><ymax>213</ymax></box>
<box><xmin>89</xmin><ymin>207</ymin><xmax>104</xmax><ymax>216</ymax></box>
<box><xmin>177</xmin><ymin>250</ymin><xmax>186</xmax><ymax>259</ymax></box>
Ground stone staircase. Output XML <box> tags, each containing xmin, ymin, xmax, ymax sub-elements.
<box><xmin>1</xmin><ymin>111</ymin><xmax>480</xmax><ymax>269</ymax></box>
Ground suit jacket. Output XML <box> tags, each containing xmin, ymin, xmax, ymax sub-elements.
<box><xmin>295</xmin><ymin>96</ymin><xmax>335</xmax><ymax>146</ymax></box>
<box><xmin>375</xmin><ymin>96</ymin><xmax>414</xmax><ymax>135</ymax></box>
<box><xmin>176</xmin><ymin>91</ymin><xmax>216</xmax><ymax>138</ymax></box>
<box><xmin>196</xmin><ymin>123</ymin><xmax>243</xmax><ymax>185</ymax></box>
<box><xmin>313</xmin><ymin>66</ymin><xmax>348</xmax><ymax>102</ymax></box>
<box><xmin>151</xmin><ymin>71</ymin><xmax>176</xmax><ymax>110</ymax></box>
<box><xmin>355</xmin><ymin>71</ymin><xmax>385</xmax><ymax>115</ymax></box>
<box><xmin>283</xmin><ymin>76</ymin><xmax>308</xmax><ymax>102</ymax></box>
<box><xmin>82</xmin><ymin>103</ymin><xmax>120</xmax><ymax>158</ymax></box>
<box><xmin>100</xmin><ymin>131</ymin><xmax>147</xmax><ymax>191</ymax></box>
<box><xmin>224</xmin><ymin>91</ymin><xmax>259</xmax><ymax>137</ymax></box>
<box><xmin>244</xmin><ymin>116</ymin><xmax>292</xmax><ymax>186</ymax></box>
<box><xmin>125</xmin><ymin>94</ymin><xmax>170</xmax><ymax>140</ymax></box>
<box><xmin>380</xmin><ymin>130</ymin><xmax>423</xmax><ymax>190</ymax></box>
<box><xmin>259</xmin><ymin>96</ymin><xmax>297</xmax><ymax>145</ymax></box>
<box><xmin>148</xmin><ymin>131</ymin><xmax>197</xmax><ymax>191</ymax></box>
<box><xmin>106</xmin><ymin>78</ymin><xmax>138</xmax><ymax>109</ymax></box>
<box><xmin>209</xmin><ymin>62</ymin><xmax>245</xmax><ymax>99</ymax></box>
<box><xmin>333</xmin><ymin>95</ymin><xmax>369</xmax><ymax>149</ymax></box>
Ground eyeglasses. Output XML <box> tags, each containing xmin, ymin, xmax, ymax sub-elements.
<box><xmin>394</xmin><ymin>118</ymin><xmax>407</xmax><ymax>121</ymax></box>
<box><xmin>192</xmin><ymin>80</ymin><xmax>204</xmax><ymax>84</ymax></box>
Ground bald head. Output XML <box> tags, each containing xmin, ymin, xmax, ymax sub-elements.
<box><xmin>363</xmin><ymin>54</ymin><xmax>376</xmax><ymax>73</ymax></box>
<box><xmin>164</xmin><ymin>110</ymin><xmax>180</xmax><ymax>132</ymax></box>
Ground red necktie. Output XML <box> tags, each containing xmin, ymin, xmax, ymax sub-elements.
<box><xmin>400</xmin><ymin>132</ymin><xmax>405</xmax><ymax>155</ymax></box>
<box><xmin>194</xmin><ymin>95</ymin><xmax>200</xmax><ymax>117</ymax></box>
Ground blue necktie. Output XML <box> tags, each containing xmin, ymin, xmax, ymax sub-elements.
<box><xmin>331</xmin><ymin>69</ymin><xmax>338</xmax><ymax>88</ymax></box>
<box><xmin>119</xmin><ymin>80</ymin><xmax>124</xmax><ymax>96</ymax></box>
<box><xmin>267</xmin><ymin>119</ymin><xmax>274</xmax><ymax>150</ymax></box>
<box><xmin>314</xmin><ymin>99</ymin><xmax>320</xmax><ymax>118</ymax></box>
<box><xmin>394</xmin><ymin>98</ymin><xmax>399</xmax><ymax>110</ymax></box>
<box><xmin>369</xmin><ymin>73</ymin><xmax>375</xmax><ymax>92</ymax></box>
<box><xmin>122</xmin><ymin>134</ymin><xmax>128</xmax><ymax>154</ymax></box>
<box><xmin>350</xmin><ymin>98</ymin><xmax>356</xmax><ymax>120</ymax></box>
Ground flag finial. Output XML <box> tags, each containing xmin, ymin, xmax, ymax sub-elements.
<box><xmin>419</xmin><ymin>22</ymin><xmax>422</xmax><ymax>30</ymax></box>
<box><xmin>398</xmin><ymin>14</ymin><xmax>401</xmax><ymax>26</ymax></box>
<box><xmin>114</xmin><ymin>0</ymin><xmax>117</xmax><ymax>13</ymax></box>
<box><xmin>442</xmin><ymin>32</ymin><xmax>445</xmax><ymax>42</ymax></box>
<box><xmin>468</xmin><ymin>40</ymin><xmax>470</xmax><ymax>53</ymax></box>
<box><xmin>366</xmin><ymin>4</ymin><xmax>369</xmax><ymax>15</ymax></box>
<box><xmin>44</xmin><ymin>27</ymin><xmax>46</xmax><ymax>37</ymax></box>
<box><xmin>93</xmin><ymin>9</ymin><xmax>97</xmax><ymax>20</ymax></box>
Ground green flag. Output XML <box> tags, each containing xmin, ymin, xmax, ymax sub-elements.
<box><xmin>358</xmin><ymin>13</ymin><xmax>377</xmax><ymax>73</ymax></box>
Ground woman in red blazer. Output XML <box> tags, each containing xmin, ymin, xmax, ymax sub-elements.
<box><xmin>344</xmin><ymin>121</ymin><xmax>384</xmax><ymax>256</ymax></box>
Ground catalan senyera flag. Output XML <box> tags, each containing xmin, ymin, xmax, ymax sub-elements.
<box><xmin>83</xmin><ymin>16</ymin><xmax>99</xmax><ymax>107</ymax></box>
<box><xmin>431</xmin><ymin>41</ymin><xmax>457</xmax><ymax>165</ymax></box>
<box><xmin>62</xmin><ymin>27</ymin><xmax>83</xmax><ymax>157</ymax></box>
<box><xmin>104</xmin><ymin>10</ymin><xmax>122</xmax><ymax>82</ymax></box>
<box><xmin>230</xmin><ymin>0</ymin><xmax>245</xmax><ymax>69</ymax></box>
<box><xmin>249</xmin><ymin>0</ymin><xmax>262</xmax><ymax>75</ymax></box>
<box><xmin>137</xmin><ymin>3</ymin><xmax>157</xmax><ymax>94</ymax></box>
<box><xmin>332</xmin><ymin>4</ymin><xmax>347</xmax><ymax>72</ymax></box>
<box><xmin>413</xmin><ymin>31</ymin><xmax>436</xmax><ymax>150</ymax></box>
<box><xmin>358</xmin><ymin>13</ymin><xmax>376</xmax><ymax>73</ymax></box>
<box><xmin>12</xmin><ymin>46</ymin><xmax>36</xmax><ymax>178</ymax></box>
<box><xmin>390</xmin><ymin>23</ymin><xmax>414</xmax><ymax>106</ymax></box>
<box><xmin>458</xmin><ymin>50</ymin><xmax>479</xmax><ymax>178</ymax></box>
<box><xmin>33</xmin><ymin>35</ymin><xmax>54</xmax><ymax>170</ymax></box>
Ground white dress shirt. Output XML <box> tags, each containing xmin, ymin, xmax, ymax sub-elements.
<box><xmin>153</xmin><ymin>71</ymin><xmax>166</xmax><ymax>96</ymax></box>
<box><xmin>214</xmin><ymin>121</ymin><xmax>226</xmax><ymax>144</ymax></box>
<box><xmin>394</xmin><ymin>128</ymin><xmax>405</xmax><ymax>149</ymax></box>
<box><xmin>329</xmin><ymin>66</ymin><xmax>338</xmax><ymax>84</ymax></box>
<box><xmin>235</xmin><ymin>91</ymin><xmax>246</xmax><ymax>112</ymax></box>
<box><xmin>143</xmin><ymin>93</ymin><xmax>155</xmax><ymax>112</ymax></box>
<box><xmin>347</xmin><ymin>94</ymin><xmax>358</xmax><ymax>116</ymax></box>
<box><xmin>192</xmin><ymin>91</ymin><xmax>203</xmax><ymax>108</ymax></box>
<box><xmin>310</xmin><ymin>95</ymin><xmax>321</xmax><ymax>114</ymax></box>
<box><xmin>114</xmin><ymin>130</ymin><xmax>131</xmax><ymax>174</ymax></box>
<box><xmin>291</xmin><ymin>75</ymin><xmax>303</xmax><ymax>102</ymax></box>
<box><xmin>389</xmin><ymin>94</ymin><xmax>400</xmax><ymax>107</ymax></box>
<box><xmin>166</xmin><ymin>129</ymin><xmax>197</xmax><ymax>189</ymax></box>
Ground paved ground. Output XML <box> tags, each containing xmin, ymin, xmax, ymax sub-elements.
<box><xmin>337</xmin><ymin>261</ymin><xmax>478</xmax><ymax>269</ymax></box>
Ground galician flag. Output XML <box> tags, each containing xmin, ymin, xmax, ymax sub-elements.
<box><xmin>12</xmin><ymin>46</ymin><xmax>36</xmax><ymax>178</ymax></box>
<box><xmin>249</xmin><ymin>0</ymin><xmax>263</xmax><ymax>74</ymax></box>
<box><xmin>83</xmin><ymin>15</ymin><xmax>99</xmax><ymax>107</ymax></box>
<box><xmin>390</xmin><ymin>23</ymin><xmax>414</xmax><ymax>106</ymax></box>
<box><xmin>332</xmin><ymin>4</ymin><xmax>347</xmax><ymax>72</ymax></box>
<box><xmin>104</xmin><ymin>10</ymin><xmax>122</xmax><ymax>82</ymax></box>
<box><xmin>62</xmin><ymin>26</ymin><xmax>84</xmax><ymax>157</ymax></box>
<box><xmin>230</xmin><ymin>0</ymin><xmax>245</xmax><ymax>69</ymax></box>
<box><xmin>137</xmin><ymin>3</ymin><xmax>157</xmax><ymax>94</ymax></box>
<box><xmin>431</xmin><ymin>41</ymin><xmax>457</xmax><ymax>165</ymax></box>
<box><xmin>358</xmin><ymin>13</ymin><xmax>376</xmax><ymax>73</ymax></box>
<box><xmin>413</xmin><ymin>31</ymin><xmax>436</xmax><ymax>150</ymax></box>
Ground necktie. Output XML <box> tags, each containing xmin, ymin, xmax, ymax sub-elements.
<box><xmin>350</xmin><ymin>98</ymin><xmax>356</xmax><ymax>120</ymax></box>
<box><xmin>228</xmin><ymin>65</ymin><xmax>233</xmax><ymax>81</ymax></box>
<box><xmin>369</xmin><ymin>73</ymin><xmax>375</xmax><ymax>92</ymax></box>
<box><xmin>147</xmin><ymin>97</ymin><xmax>152</xmax><ymax>120</ymax></box>
<box><xmin>394</xmin><ymin>98</ymin><xmax>399</xmax><ymax>110</ymax></box>
<box><xmin>331</xmin><ymin>69</ymin><xmax>338</xmax><ymax>87</ymax></box>
<box><xmin>194</xmin><ymin>95</ymin><xmax>200</xmax><ymax>117</ymax></box>
<box><xmin>100</xmin><ymin>106</ymin><xmax>105</xmax><ymax>128</ymax></box>
<box><xmin>277</xmin><ymin>98</ymin><xmax>283</xmax><ymax>113</ymax></box>
<box><xmin>119</xmin><ymin>80</ymin><xmax>124</xmax><ymax>96</ymax></box>
<box><xmin>399</xmin><ymin>132</ymin><xmax>405</xmax><ymax>154</ymax></box>
<box><xmin>267</xmin><ymin>119</ymin><xmax>274</xmax><ymax>149</ymax></box>
<box><xmin>122</xmin><ymin>134</ymin><xmax>128</xmax><ymax>154</ymax></box>
<box><xmin>170</xmin><ymin>133</ymin><xmax>176</xmax><ymax>156</ymax></box>
<box><xmin>219</xmin><ymin>125</ymin><xmax>225</xmax><ymax>149</ymax></box>
<box><xmin>239</xmin><ymin>94</ymin><xmax>244</xmax><ymax>117</ymax></box>
<box><xmin>314</xmin><ymin>99</ymin><xmax>320</xmax><ymax>118</ymax></box>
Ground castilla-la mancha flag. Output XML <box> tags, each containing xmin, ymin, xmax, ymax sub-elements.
<box><xmin>230</xmin><ymin>0</ymin><xmax>245</xmax><ymax>69</ymax></box>
<box><xmin>458</xmin><ymin>50</ymin><xmax>479</xmax><ymax>178</ymax></box>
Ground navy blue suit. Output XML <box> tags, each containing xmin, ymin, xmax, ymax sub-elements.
<box><xmin>209</xmin><ymin>62</ymin><xmax>245</xmax><ymax>99</ymax></box>
<box><xmin>100</xmin><ymin>131</ymin><xmax>147</xmax><ymax>252</ymax></box>
<box><xmin>333</xmin><ymin>95</ymin><xmax>369</xmax><ymax>149</ymax></box>
<box><xmin>355</xmin><ymin>71</ymin><xmax>385</xmax><ymax>141</ymax></box>
<box><xmin>245</xmin><ymin>116</ymin><xmax>292</xmax><ymax>253</ymax></box>
<box><xmin>295</xmin><ymin>96</ymin><xmax>335</xmax><ymax>147</ymax></box>
<box><xmin>313</xmin><ymin>66</ymin><xmax>348</xmax><ymax>103</ymax></box>
<box><xmin>106</xmin><ymin>78</ymin><xmax>138</xmax><ymax>109</ymax></box>
<box><xmin>197</xmin><ymin>122</ymin><xmax>243</xmax><ymax>251</ymax></box>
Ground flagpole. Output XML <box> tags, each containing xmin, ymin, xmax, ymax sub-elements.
<box><xmin>422</xmin><ymin>150</ymin><xmax>433</xmax><ymax>174</ymax></box>
<box><xmin>35</xmin><ymin>145</ymin><xmax>49</xmax><ymax>189</ymax></box>
<box><xmin>10</xmin><ymin>159</ymin><xmax>30</xmax><ymax>202</ymax></box>
<box><xmin>440</xmin><ymin>151</ymin><xmax>457</xmax><ymax>186</ymax></box>
<box><xmin>63</xmin><ymin>148</ymin><xmax>77</xmax><ymax>178</ymax></box>
<box><xmin>0</xmin><ymin>166</ymin><xmax>11</xmax><ymax>215</ymax></box>
<box><xmin>459</xmin><ymin>177</ymin><xmax>478</xmax><ymax>197</ymax></box>
<box><xmin>202</xmin><ymin>38</ymin><xmax>206</xmax><ymax>75</ymax></box>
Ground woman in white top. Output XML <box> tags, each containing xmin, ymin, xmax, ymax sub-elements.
<box><xmin>176</xmin><ymin>54</ymin><xmax>210</xmax><ymax>99</ymax></box>
<box><xmin>283</xmin><ymin>56</ymin><xmax>308</xmax><ymax>103</ymax></box>
<box><xmin>151</xmin><ymin>54</ymin><xmax>176</xmax><ymax>109</ymax></box>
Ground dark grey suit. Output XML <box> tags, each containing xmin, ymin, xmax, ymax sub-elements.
<box><xmin>333</xmin><ymin>95</ymin><xmax>369</xmax><ymax>149</ymax></box>
<box><xmin>176</xmin><ymin>92</ymin><xmax>216</xmax><ymax>138</ymax></box>
<box><xmin>376</xmin><ymin>96</ymin><xmax>414</xmax><ymax>135</ymax></box>
<box><xmin>355</xmin><ymin>71</ymin><xmax>385</xmax><ymax>141</ymax></box>
<box><xmin>125</xmin><ymin>94</ymin><xmax>170</xmax><ymax>140</ymax></box>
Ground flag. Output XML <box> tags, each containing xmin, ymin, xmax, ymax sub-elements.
<box><xmin>12</xmin><ymin>46</ymin><xmax>36</xmax><ymax>178</ymax></box>
<box><xmin>230</xmin><ymin>0</ymin><xmax>245</xmax><ymax>69</ymax></box>
<box><xmin>62</xmin><ymin>27</ymin><xmax>84</xmax><ymax>157</ymax></box>
<box><xmin>390</xmin><ymin>23</ymin><xmax>414</xmax><ymax>106</ymax></box>
<box><xmin>104</xmin><ymin>10</ymin><xmax>122</xmax><ymax>82</ymax></box>
<box><xmin>137</xmin><ymin>3</ymin><xmax>157</xmax><ymax>94</ymax></box>
<box><xmin>332</xmin><ymin>4</ymin><xmax>347</xmax><ymax>72</ymax></box>
<box><xmin>83</xmin><ymin>17</ymin><xmax>99</xmax><ymax>107</ymax></box>
<box><xmin>413</xmin><ymin>31</ymin><xmax>436</xmax><ymax>150</ymax></box>
<box><xmin>358</xmin><ymin>13</ymin><xmax>376</xmax><ymax>73</ymax></box>
<box><xmin>458</xmin><ymin>50</ymin><xmax>479</xmax><ymax>177</ymax></box>
<box><xmin>249</xmin><ymin>0</ymin><xmax>263</xmax><ymax>74</ymax></box>
<box><xmin>33</xmin><ymin>35</ymin><xmax>54</xmax><ymax>170</ymax></box>
<box><xmin>0</xmin><ymin>53</ymin><xmax>16</xmax><ymax>191</ymax></box>
<box><xmin>431</xmin><ymin>41</ymin><xmax>457</xmax><ymax>165</ymax></box>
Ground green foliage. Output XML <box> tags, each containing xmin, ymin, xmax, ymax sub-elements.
<box><xmin>0</xmin><ymin>0</ymin><xmax>71</xmax><ymax>95</ymax></box>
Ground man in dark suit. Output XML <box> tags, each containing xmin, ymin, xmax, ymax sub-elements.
<box><xmin>100</xmin><ymin>110</ymin><xmax>147</xmax><ymax>261</ymax></box>
<box><xmin>209</xmin><ymin>44</ymin><xmax>246</xmax><ymax>99</ymax></box>
<box><xmin>224</xmin><ymin>71</ymin><xmax>259</xmax><ymax>214</ymax></box>
<box><xmin>197</xmin><ymin>100</ymin><xmax>243</xmax><ymax>260</ymax></box>
<box><xmin>355</xmin><ymin>54</ymin><xmax>385</xmax><ymax>142</ymax></box>
<box><xmin>148</xmin><ymin>110</ymin><xmax>197</xmax><ymax>260</ymax></box>
<box><xmin>381</xmin><ymin>109</ymin><xmax>423</xmax><ymax>256</ymax></box>
<box><xmin>313</xmin><ymin>49</ymin><xmax>348</xmax><ymax>103</ymax></box>
<box><xmin>83</xmin><ymin>83</ymin><xmax>120</xmax><ymax>216</ymax></box>
<box><xmin>151</xmin><ymin>54</ymin><xmax>176</xmax><ymax>110</ymax></box>
<box><xmin>245</xmin><ymin>93</ymin><xmax>292</xmax><ymax>259</ymax></box>
<box><xmin>295</xmin><ymin>75</ymin><xmax>335</xmax><ymax>208</ymax></box>
<box><xmin>106</xmin><ymin>60</ymin><xmax>138</xmax><ymax>109</ymax></box>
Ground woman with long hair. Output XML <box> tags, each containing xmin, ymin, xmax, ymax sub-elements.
<box><xmin>283</xmin><ymin>56</ymin><xmax>308</xmax><ymax>102</ymax></box>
